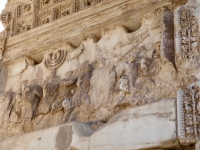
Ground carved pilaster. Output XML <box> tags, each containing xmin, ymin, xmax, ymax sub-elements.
<box><xmin>177</xmin><ymin>82</ymin><xmax>200</xmax><ymax>145</ymax></box>
<box><xmin>175</xmin><ymin>7</ymin><xmax>199</xmax><ymax>59</ymax></box>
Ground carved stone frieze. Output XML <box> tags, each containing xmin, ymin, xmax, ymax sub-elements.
<box><xmin>116</xmin><ymin>53</ymin><xmax>139</xmax><ymax>104</ymax></box>
<box><xmin>2</xmin><ymin>0</ymin><xmax>171</xmax><ymax>63</ymax></box>
<box><xmin>21</xmin><ymin>84</ymin><xmax>43</xmax><ymax>120</ymax></box>
<box><xmin>175</xmin><ymin>7</ymin><xmax>199</xmax><ymax>60</ymax></box>
<box><xmin>2</xmin><ymin>0</ymin><xmax>200</xmax><ymax>149</ymax></box>
<box><xmin>1</xmin><ymin>0</ymin><xmax>105</xmax><ymax>36</ymax></box>
<box><xmin>177</xmin><ymin>82</ymin><xmax>200</xmax><ymax>145</ymax></box>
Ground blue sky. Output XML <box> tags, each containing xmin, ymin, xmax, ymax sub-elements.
<box><xmin>0</xmin><ymin>0</ymin><xmax>7</xmax><ymax>32</ymax></box>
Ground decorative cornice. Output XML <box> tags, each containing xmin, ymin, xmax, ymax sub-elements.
<box><xmin>3</xmin><ymin>0</ymin><xmax>172</xmax><ymax>64</ymax></box>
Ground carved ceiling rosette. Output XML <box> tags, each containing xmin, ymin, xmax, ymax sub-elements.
<box><xmin>177</xmin><ymin>82</ymin><xmax>200</xmax><ymax>145</ymax></box>
<box><xmin>43</xmin><ymin>49</ymin><xmax>67</xmax><ymax>70</ymax></box>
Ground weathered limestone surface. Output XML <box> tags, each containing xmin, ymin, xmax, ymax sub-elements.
<box><xmin>0</xmin><ymin>122</ymin><xmax>93</xmax><ymax>150</ymax></box>
<box><xmin>0</xmin><ymin>99</ymin><xmax>179</xmax><ymax>150</ymax></box>
<box><xmin>89</xmin><ymin>99</ymin><xmax>179</xmax><ymax>150</ymax></box>
<box><xmin>1</xmin><ymin>0</ymin><xmax>200</xmax><ymax>149</ymax></box>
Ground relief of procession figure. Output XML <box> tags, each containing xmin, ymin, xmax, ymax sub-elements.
<box><xmin>0</xmin><ymin>82</ymin><xmax>43</xmax><ymax>133</ymax></box>
<box><xmin>21</xmin><ymin>84</ymin><xmax>43</xmax><ymax>121</ymax></box>
<box><xmin>115</xmin><ymin>53</ymin><xmax>139</xmax><ymax>105</ymax></box>
<box><xmin>72</xmin><ymin>61</ymin><xmax>93</xmax><ymax>108</ymax></box>
<box><xmin>115</xmin><ymin>42</ymin><xmax>161</xmax><ymax>106</ymax></box>
<box><xmin>43</xmin><ymin>58</ymin><xmax>94</xmax><ymax>123</ymax></box>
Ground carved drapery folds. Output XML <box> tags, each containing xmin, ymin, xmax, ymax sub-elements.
<box><xmin>116</xmin><ymin>54</ymin><xmax>139</xmax><ymax>104</ymax></box>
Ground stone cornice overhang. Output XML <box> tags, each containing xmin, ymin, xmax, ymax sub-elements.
<box><xmin>3</xmin><ymin>0</ymin><xmax>172</xmax><ymax>64</ymax></box>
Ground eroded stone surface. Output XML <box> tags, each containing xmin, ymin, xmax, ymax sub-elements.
<box><xmin>89</xmin><ymin>99</ymin><xmax>178</xmax><ymax>150</ymax></box>
<box><xmin>0</xmin><ymin>99</ymin><xmax>179</xmax><ymax>150</ymax></box>
<box><xmin>0</xmin><ymin>0</ymin><xmax>199</xmax><ymax>149</ymax></box>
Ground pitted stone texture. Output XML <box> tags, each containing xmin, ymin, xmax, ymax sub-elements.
<box><xmin>89</xmin><ymin>99</ymin><xmax>179</xmax><ymax>150</ymax></box>
<box><xmin>0</xmin><ymin>122</ymin><xmax>93</xmax><ymax>150</ymax></box>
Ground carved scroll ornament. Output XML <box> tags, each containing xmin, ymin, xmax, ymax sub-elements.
<box><xmin>177</xmin><ymin>83</ymin><xmax>200</xmax><ymax>144</ymax></box>
<box><xmin>178</xmin><ymin>8</ymin><xmax>199</xmax><ymax>59</ymax></box>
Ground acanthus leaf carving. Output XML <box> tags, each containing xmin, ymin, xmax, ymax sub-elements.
<box><xmin>178</xmin><ymin>82</ymin><xmax>200</xmax><ymax>145</ymax></box>
<box><xmin>176</xmin><ymin>7</ymin><xmax>199</xmax><ymax>60</ymax></box>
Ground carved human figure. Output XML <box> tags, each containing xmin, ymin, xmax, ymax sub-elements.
<box><xmin>65</xmin><ymin>43</ymin><xmax>83</xmax><ymax>61</ymax></box>
<box><xmin>130</xmin><ymin>44</ymin><xmax>162</xmax><ymax>105</ymax></box>
<box><xmin>72</xmin><ymin>63</ymin><xmax>93</xmax><ymax>107</ymax></box>
<box><xmin>62</xmin><ymin>98</ymin><xmax>73</xmax><ymax>111</ymax></box>
<box><xmin>61</xmin><ymin>97</ymin><xmax>74</xmax><ymax>123</ymax></box>
<box><xmin>22</xmin><ymin>85</ymin><xmax>43</xmax><ymax>120</ymax></box>
<box><xmin>109</xmin><ymin>66</ymin><xmax>117</xmax><ymax>96</ymax></box>
<box><xmin>43</xmin><ymin>82</ymin><xmax>59</xmax><ymax>113</ymax></box>
<box><xmin>51</xmin><ymin>77</ymin><xmax>77</xmax><ymax>114</ymax></box>
<box><xmin>14</xmin><ymin>91</ymin><xmax>23</xmax><ymax>120</ymax></box>
<box><xmin>3</xmin><ymin>90</ymin><xmax>15</xmax><ymax>121</ymax></box>
<box><xmin>116</xmin><ymin>54</ymin><xmax>139</xmax><ymax>104</ymax></box>
<box><xmin>140</xmin><ymin>58</ymin><xmax>151</xmax><ymax>76</ymax></box>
